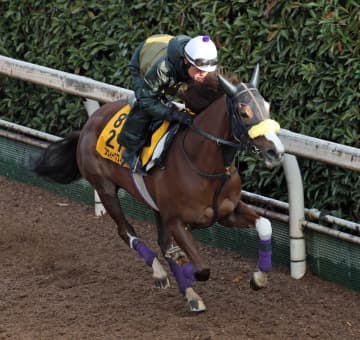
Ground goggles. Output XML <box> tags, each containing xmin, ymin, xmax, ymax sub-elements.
<box><xmin>185</xmin><ymin>53</ymin><xmax>218</xmax><ymax>68</ymax></box>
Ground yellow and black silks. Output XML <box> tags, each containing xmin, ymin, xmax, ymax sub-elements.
<box><xmin>139</xmin><ymin>34</ymin><xmax>173</xmax><ymax>76</ymax></box>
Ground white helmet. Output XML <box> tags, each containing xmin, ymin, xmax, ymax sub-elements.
<box><xmin>184</xmin><ymin>35</ymin><xmax>218</xmax><ymax>72</ymax></box>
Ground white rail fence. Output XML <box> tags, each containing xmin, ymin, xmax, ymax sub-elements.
<box><xmin>1</xmin><ymin>55</ymin><xmax>359</xmax><ymax>280</ymax></box>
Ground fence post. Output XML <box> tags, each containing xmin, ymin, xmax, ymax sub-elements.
<box><xmin>83</xmin><ymin>99</ymin><xmax>106</xmax><ymax>217</ymax></box>
<box><xmin>282</xmin><ymin>154</ymin><xmax>306</xmax><ymax>279</ymax></box>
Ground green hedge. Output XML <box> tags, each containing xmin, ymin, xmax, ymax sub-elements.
<box><xmin>0</xmin><ymin>0</ymin><xmax>359</xmax><ymax>220</ymax></box>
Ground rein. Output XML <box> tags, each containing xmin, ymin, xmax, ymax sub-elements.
<box><xmin>180</xmin><ymin>95</ymin><xmax>248</xmax><ymax>178</ymax></box>
<box><xmin>188</xmin><ymin>124</ymin><xmax>245</xmax><ymax>150</ymax></box>
<box><xmin>181</xmin><ymin>124</ymin><xmax>238</xmax><ymax>179</ymax></box>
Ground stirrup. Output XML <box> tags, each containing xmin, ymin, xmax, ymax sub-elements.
<box><xmin>132</xmin><ymin>161</ymin><xmax>148</xmax><ymax>176</ymax></box>
<box><xmin>122</xmin><ymin>150</ymin><xmax>147</xmax><ymax>176</ymax></box>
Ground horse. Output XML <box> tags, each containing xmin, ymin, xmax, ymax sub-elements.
<box><xmin>33</xmin><ymin>65</ymin><xmax>285</xmax><ymax>312</ymax></box>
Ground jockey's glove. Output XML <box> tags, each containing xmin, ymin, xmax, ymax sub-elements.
<box><xmin>168</xmin><ymin>108</ymin><xmax>193</xmax><ymax>125</ymax></box>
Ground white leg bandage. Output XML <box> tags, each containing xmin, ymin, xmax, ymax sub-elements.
<box><xmin>255</xmin><ymin>217</ymin><xmax>272</xmax><ymax>241</ymax></box>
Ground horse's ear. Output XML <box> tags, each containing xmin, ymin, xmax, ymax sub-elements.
<box><xmin>218</xmin><ymin>74</ymin><xmax>237</xmax><ymax>97</ymax></box>
<box><xmin>249</xmin><ymin>64</ymin><xmax>260</xmax><ymax>88</ymax></box>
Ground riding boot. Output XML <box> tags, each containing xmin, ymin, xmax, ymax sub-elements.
<box><xmin>118</xmin><ymin>103</ymin><xmax>150</xmax><ymax>176</ymax></box>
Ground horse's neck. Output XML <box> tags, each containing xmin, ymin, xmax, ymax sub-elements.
<box><xmin>178</xmin><ymin>72</ymin><xmax>224</xmax><ymax>113</ymax></box>
<box><xmin>196</xmin><ymin>95</ymin><xmax>229</xmax><ymax>137</ymax></box>
<box><xmin>183</xmin><ymin>95</ymin><xmax>231</xmax><ymax>172</ymax></box>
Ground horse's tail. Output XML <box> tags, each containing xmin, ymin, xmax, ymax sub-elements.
<box><xmin>32</xmin><ymin>131</ymin><xmax>81</xmax><ymax>184</ymax></box>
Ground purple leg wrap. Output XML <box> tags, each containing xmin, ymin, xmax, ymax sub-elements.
<box><xmin>133</xmin><ymin>240</ymin><xmax>156</xmax><ymax>267</ymax></box>
<box><xmin>182</xmin><ymin>263</ymin><xmax>195</xmax><ymax>281</ymax></box>
<box><xmin>166</xmin><ymin>258</ymin><xmax>194</xmax><ymax>295</ymax></box>
<box><xmin>258</xmin><ymin>239</ymin><xmax>272</xmax><ymax>272</ymax></box>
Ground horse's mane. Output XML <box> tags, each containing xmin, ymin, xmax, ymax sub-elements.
<box><xmin>177</xmin><ymin>69</ymin><xmax>240</xmax><ymax>113</ymax></box>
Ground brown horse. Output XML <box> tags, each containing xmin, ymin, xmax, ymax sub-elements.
<box><xmin>33</xmin><ymin>65</ymin><xmax>284</xmax><ymax>312</ymax></box>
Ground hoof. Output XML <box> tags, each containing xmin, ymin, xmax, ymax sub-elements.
<box><xmin>250</xmin><ymin>277</ymin><xmax>262</xmax><ymax>290</ymax></box>
<box><xmin>185</xmin><ymin>287</ymin><xmax>206</xmax><ymax>313</ymax></box>
<box><xmin>194</xmin><ymin>268</ymin><xmax>210</xmax><ymax>282</ymax></box>
<box><xmin>250</xmin><ymin>271</ymin><xmax>268</xmax><ymax>290</ymax></box>
<box><xmin>152</xmin><ymin>258</ymin><xmax>169</xmax><ymax>288</ymax></box>
<box><xmin>154</xmin><ymin>277</ymin><xmax>170</xmax><ymax>289</ymax></box>
<box><xmin>188</xmin><ymin>299</ymin><xmax>206</xmax><ymax>313</ymax></box>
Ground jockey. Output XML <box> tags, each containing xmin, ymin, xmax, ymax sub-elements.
<box><xmin>118</xmin><ymin>34</ymin><xmax>218</xmax><ymax>175</ymax></box>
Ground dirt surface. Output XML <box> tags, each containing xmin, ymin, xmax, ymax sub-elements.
<box><xmin>1</xmin><ymin>175</ymin><xmax>359</xmax><ymax>340</ymax></box>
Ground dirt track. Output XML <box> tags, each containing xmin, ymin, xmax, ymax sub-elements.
<box><xmin>1</xmin><ymin>175</ymin><xmax>359</xmax><ymax>340</ymax></box>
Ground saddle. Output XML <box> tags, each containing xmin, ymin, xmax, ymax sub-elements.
<box><xmin>95</xmin><ymin>104</ymin><xmax>180</xmax><ymax>172</ymax></box>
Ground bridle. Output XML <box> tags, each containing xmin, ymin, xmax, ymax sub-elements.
<box><xmin>180</xmin><ymin>84</ymin><xmax>263</xmax><ymax>179</ymax></box>
<box><xmin>184</xmin><ymin>82</ymin><xmax>267</xmax><ymax>152</ymax></box>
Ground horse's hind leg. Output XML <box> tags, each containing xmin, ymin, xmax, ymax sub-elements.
<box><xmin>94</xmin><ymin>180</ymin><xmax>168</xmax><ymax>287</ymax></box>
<box><xmin>166</xmin><ymin>247</ymin><xmax>206</xmax><ymax>312</ymax></box>
<box><xmin>219</xmin><ymin>200</ymin><xmax>272</xmax><ymax>290</ymax></box>
<box><xmin>156</xmin><ymin>216</ymin><xmax>206</xmax><ymax>312</ymax></box>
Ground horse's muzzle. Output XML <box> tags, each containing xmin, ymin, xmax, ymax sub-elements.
<box><xmin>264</xmin><ymin>148</ymin><xmax>284</xmax><ymax>168</ymax></box>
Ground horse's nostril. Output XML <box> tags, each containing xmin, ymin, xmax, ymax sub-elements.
<box><xmin>266</xmin><ymin>149</ymin><xmax>277</xmax><ymax>160</ymax></box>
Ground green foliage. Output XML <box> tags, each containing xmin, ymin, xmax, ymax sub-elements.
<box><xmin>0</xmin><ymin>0</ymin><xmax>358</xmax><ymax>220</ymax></box>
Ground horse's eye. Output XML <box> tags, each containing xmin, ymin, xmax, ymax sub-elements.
<box><xmin>239</xmin><ymin>112</ymin><xmax>249</xmax><ymax>119</ymax></box>
<box><xmin>237</xmin><ymin>104</ymin><xmax>253</xmax><ymax>120</ymax></box>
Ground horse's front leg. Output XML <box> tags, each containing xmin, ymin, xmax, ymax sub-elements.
<box><xmin>219</xmin><ymin>200</ymin><xmax>272</xmax><ymax>290</ymax></box>
<box><xmin>160</xmin><ymin>218</ymin><xmax>208</xmax><ymax>312</ymax></box>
